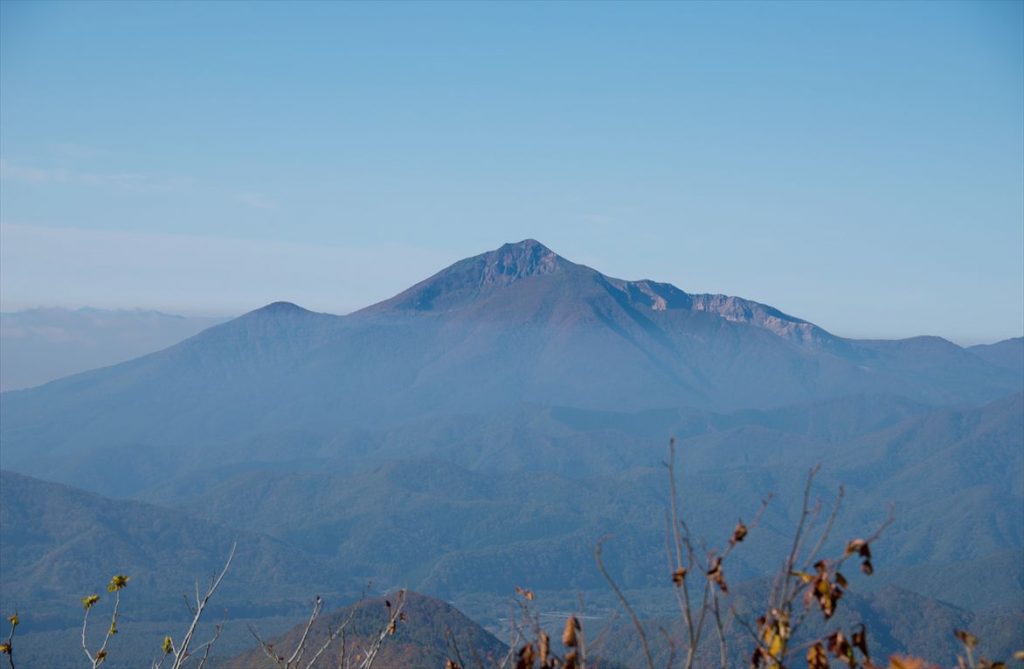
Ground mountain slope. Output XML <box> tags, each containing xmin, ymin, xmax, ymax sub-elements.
<box><xmin>1</xmin><ymin>240</ymin><xmax>1018</xmax><ymax>496</ymax></box>
<box><xmin>969</xmin><ymin>336</ymin><xmax>1024</xmax><ymax>377</ymax></box>
<box><xmin>0</xmin><ymin>307</ymin><xmax>226</xmax><ymax>391</ymax></box>
<box><xmin>0</xmin><ymin>470</ymin><xmax>355</xmax><ymax>627</ymax></box>
<box><xmin>132</xmin><ymin>396</ymin><xmax>1021</xmax><ymax>614</ymax></box>
<box><xmin>0</xmin><ymin>470</ymin><xmax>371</xmax><ymax>668</ymax></box>
<box><xmin>3</xmin><ymin>394</ymin><xmax>1020</xmax><ymax>665</ymax></box>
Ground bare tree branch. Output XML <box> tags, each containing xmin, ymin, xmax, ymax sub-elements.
<box><xmin>357</xmin><ymin>589</ymin><xmax>406</xmax><ymax>669</ymax></box>
<box><xmin>162</xmin><ymin>542</ymin><xmax>236</xmax><ymax>669</ymax></box>
<box><xmin>595</xmin><ymin>535</ymin><xmax>654</xmax><ymax>669</ymax></box>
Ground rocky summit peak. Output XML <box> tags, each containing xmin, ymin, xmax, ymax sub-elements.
<box><xmin>476</xmin><ymin>239</ymin><xmax>565</xmax><ymax>287</ymax></box>
<box><xmin>360</xmin><ymin>240</ymin><xmax>574</xmax><ymax>313</ymax></box>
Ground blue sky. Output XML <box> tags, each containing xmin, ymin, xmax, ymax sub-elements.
<box><xmin>1</xmin><ymin>1</ymin><xmax>1021</xmax><ymax>343</ymax></box>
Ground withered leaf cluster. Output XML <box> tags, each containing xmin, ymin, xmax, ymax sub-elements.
<box><xmin>845</xmin><ymin>539</ymin><xmax>874</xmax><ymax>575</ymax></box>
<box><xmin>751</xmin><ymin>609</ymin><xmax>790</xmax><ymax>668</ymax></box>
<box><xmin>731</xmin><ymin>521</ymin><xmax>749</xmax><ymax>545</ymax></box>
<box><xmin>798</xmin><ymin>560</ymin><xmax>846</xmax><ymax>620</ymax></box>
<box><xmin>510</xmin><ymin>606</ymin><xmax>582</xmax><ymax>669</ymax></box>
<box><xmin>707</xmin><ymin>556</ymin><xmax>728</xmax><ymax>593</ymax></box>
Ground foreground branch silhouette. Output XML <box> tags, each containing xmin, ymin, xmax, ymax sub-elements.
<box><xmin>80</xmin><ymin>573</ymin><xmax>130</xmax><ymax>668</ymax></box>
<box><xmin>249</xmin><ymin>589</ymin><xmax>407</xmax><ymax>669</ymax></box>
<box><xmin>479</xmin><ymin>440</ymin><xmax>1016</xmax><ymax>669</ymax></box>
<box><xmin>151</xmin><ymin>542</ymin><xmax>236</xmax><ymax>669</ymax></box>
<box><xmin>0</xmin><ymin>439</ymin><xmax>1018</xmax><ymax>668</ymax></box>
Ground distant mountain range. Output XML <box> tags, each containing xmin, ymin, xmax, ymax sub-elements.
<box><xmin>0</xmin><ymin>469</ymin><xmax>362</xmax><ymax>668</ymax></box>
<box><xmin>0</xmin><ymin>470</ymin><xmax>356</xmax><ymax>626</ymax></box>
<box><xmin>130</xmin><ymin>393</ymin><xmax>1020</xmax><ymax>600</ymax></box>
<box><xmin>1</xmin><ymin>240</ymin><xmax>1021</xmax><ymax>666</ymax></box>
<box><xmin>4</xmin><ymin>469</ymin><xmax>1019</xmax><ymax>668</ymax></box>
<box><xmin>0</xmin><ymin>307</ymin><xmax>227</xmax><ymax>391</ymax></box>
<box><xmin>967</xmin><ymin>336</ymin><xmax>1024</xmax><ymax>375</ymax></box>
<box><xmin>1</xmin><ymin>240</ymin><xmax>1020</xmax><ymax>494</ymax></box>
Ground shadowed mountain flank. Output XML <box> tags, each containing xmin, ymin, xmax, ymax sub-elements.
<box><xmin>1</xmin><ymin>240</ymin><xmax>1021</xmax><ymax>667</ymax></box>
<box><xmin>1</xmin><ymin>240</ymin><xmax>1019</xmax><ymax>496</ymax></box>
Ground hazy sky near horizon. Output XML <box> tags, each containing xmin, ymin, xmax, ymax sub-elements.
<box><xmin>1</xmin><ymin>1</ymin><xmax>1021</xmax><ymax>344</ymax></box>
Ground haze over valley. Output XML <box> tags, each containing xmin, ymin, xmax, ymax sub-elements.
<box><xmin>2</xmin><ymin>240</ymin><xmax>1021</xmax><ymax>666</ymax></box>
<box><xmin>2</xmin><ymin>2</ymin><xmax>1022</xmax><ymax>667</ymax></box>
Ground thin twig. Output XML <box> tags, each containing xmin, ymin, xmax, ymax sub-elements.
<box><xmin>802</xmin><ymin>485</ymin><xmax>845</xmax><ymax>571</ymax></box>
<box><xmin>169</xmin><ymin>542</ymin><xmax>236</xmax><ymax>669</ymax></box>
<box><xmin>5</xmin><ymin>613</ymin><xmax>16</xmax><ymax>669</ymax></box>
<box><xmin>194</xmin><ymin>624</ymin><xmax>222</xmax><ymax>669</ymax></box>
<box><xmin>93</xmin><ymin>589</ymin><xmax>122</xmax><ymax>669</ymax></box>
<box><xmin>358</xmin><ymin>589</ymin><xmax>405</xmax><ymax>669</ymax></box>
<box><xmin>595</xmin><ymin>536</ymin><xmax>654</xmax><ymax>669</ymax></box>
<box><xmin>657</xmin><ymin>626</ymin><xmax>677</xmax><ymax>669</ymax></box>
<box><xmin>664</xmin><ymin>439</ymin><xmax>700</xmax><ymax>668</ymax></box>
<box><xmin>446</xmin><ymin>628</ymin><xmax>467</xmax><ymax>669</ymax></box>
<box><xmin>775</xmin><ymin>464</ymin><xmax>820</xmax><ymax>610</ymax></box>
<box><xmin>287</xmin><ymin>597</ymin><xmax>324</xmax><ymax>667</ymax></box>
<box><xmin>304</xmin><ymin>600</ymin><xmax>361</xmax><ymax>669</ymax></box>
<box><xmin>711</xmin><ymin>591</ymin><xmax>729</xmax><ymax>669</ymax></box>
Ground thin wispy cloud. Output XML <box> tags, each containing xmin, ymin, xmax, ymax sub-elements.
<box><xmin>235</xmin><ymin>191</ymin><xmax>278</xmax><ymax>210</ymax></box>
<box><xmin>582</xmin><ymin>213</ymin><xmax>613</xmax><ymax>226</ymax></box>
<box><xmin>47</xmin><ymin>142</ymin><xmax>107</xmax><ymax>161</ymax></box>
<box><xmin>0</xmin><ymin>222</ymin><xmax>452</xmax><ymax>315</ymax></box>
<box><xmin>0</xmin><ymin>159</ymin><xmax>189</xmax><ymax>193</ymax></box>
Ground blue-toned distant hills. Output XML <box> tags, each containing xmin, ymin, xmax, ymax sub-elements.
<box><xmin>1</xmin><ymin>240</ymin><xmax>1021</xmax><ymax>665</ymax></box>
<box><xmin>1</xmin><ymin>240</ymin><xmax>1019</xmax><ymax>493</ymax></box>
<box><xmin>967</xmin><ymin>336</ymin><xmax>1024</xmax><ymax>376</ymax></box>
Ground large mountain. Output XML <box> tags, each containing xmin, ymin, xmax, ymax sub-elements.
<box><xmin>1</xmin><ymin>240</ymin><xmax>1018</xmax><ymax>495</ymax></box>
<box><xmin>1</xmin><ymin>242</ymin><xmax>1021</xmax><ymax>666</ymax></box>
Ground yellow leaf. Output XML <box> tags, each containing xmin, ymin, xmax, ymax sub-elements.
<box><xmin>107</xmin><ymin>575</ymin><xmax>130</xmax><ymax>592</ymax></box>
<box><xmin>807</xmin><ymin>642</ymin><xmax>828</xmax><ymax>669</ymax></box>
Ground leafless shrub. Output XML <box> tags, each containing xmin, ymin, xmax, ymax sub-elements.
<box><xmin>250</xmin><ymin>587</ymin><xmax>407</xmax><ymax>669</ymax></box>
<box><xmin>151</xmin><ymin>542</ymin><xmax>236</xmax><ymax>669</ymax></box>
